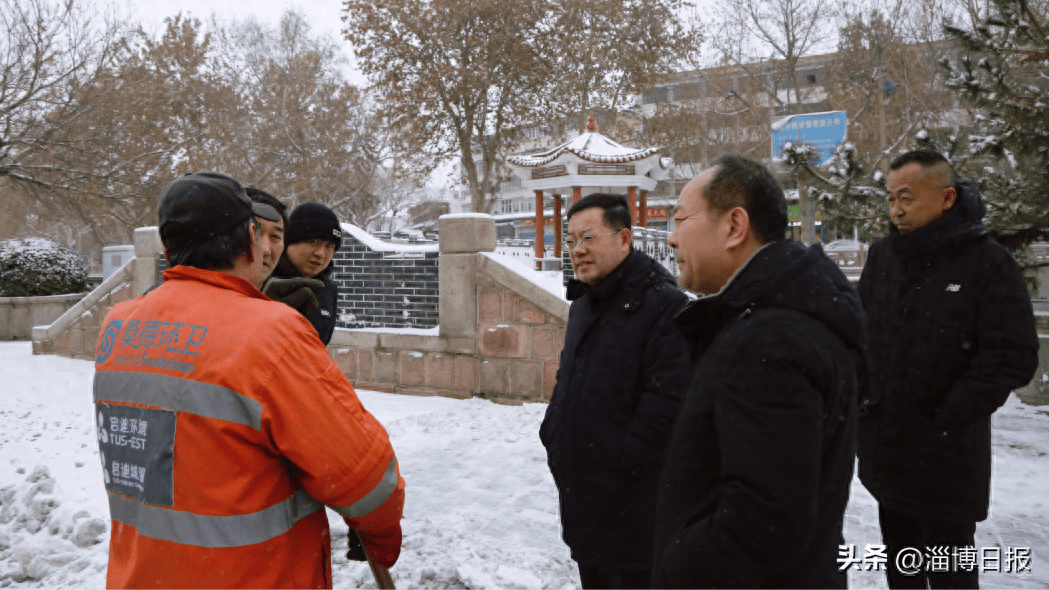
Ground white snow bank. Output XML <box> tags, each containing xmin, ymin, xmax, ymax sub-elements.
<box><xmin>338</xmin><ymin>326</ymin><xmax>441</xmax><ymax>337</ymax></box>
<box><xmin>340</xmin><ymin>223</ymin><xmax>438</xmax><ymax>254</ymax></box>
<box><xmin>481</xmin><ymin>252</ymin><xmax>567</xmax><ymax>301</ymax></box>
<box><xmin>439</xmin><ymin>213</ymin><xmax>494</xmax><ymax>220</ymax></box>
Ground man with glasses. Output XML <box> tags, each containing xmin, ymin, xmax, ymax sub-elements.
<box><xmin>539</xmin><ymin>193</ymin><xmax>691</xmax><ymax>589</ymax></box>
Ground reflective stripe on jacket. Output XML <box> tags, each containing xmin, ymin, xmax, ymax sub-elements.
<box><xmin>93</xmin><ymin>266</ymin><xmax>404</xmax><ymax>589</ymax></box>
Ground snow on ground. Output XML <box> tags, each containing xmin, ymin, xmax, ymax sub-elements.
<box><xmin>2</xmin><ymin>341</ymin><xmax>1049</xmax><ymax>588</ymax></box>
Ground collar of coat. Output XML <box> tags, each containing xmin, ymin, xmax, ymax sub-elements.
<box><xmin>565</xmin><ymin>248</ymin><xmax>673</xmax><ymax>307</ymax></box>
<box><xmin>161</xmin><ymin>265</ymin><xmax>268</xmax><ymax>300</ymax></box>
<box><xmin>674</xmin><ymin>239</ymin><xmax>867</xmax><ymax>355</ymax></box>
<box><xmin>273</xmin><ymin>254</ymin><xmax>334</xmax><ymax>280</ymax></box>
<box><xmin>888</xmin><ymin>179</ymin><xmax>988</xmax><ymax>258</ymax></box>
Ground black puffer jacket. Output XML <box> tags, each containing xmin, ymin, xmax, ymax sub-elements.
<box><xmin>270</xmin><ymin>256</ymin><xmax>338</xmax><ymax>345</ymax></box>
<box><xmin>652</xmin><ymin>240</ymin><xmax>865</xmax><ymax>589</ymax></box>
<box><xmin>539</xmin><ymin>248</ymin><xmax>691</xmax><ymax>568</ymax></box>
<box><xmin>857</xmin><ymin>180</ymin><xmax>1038</xmax><ymax>522</ymax></box>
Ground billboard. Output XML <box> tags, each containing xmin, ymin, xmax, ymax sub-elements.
<box><xmin>771</xmin><ymin>111</ymin><xmax>847</xmax><ymax>165</ymax></box>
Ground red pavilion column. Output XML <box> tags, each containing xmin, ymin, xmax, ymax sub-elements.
<box><xmin>554</xmin><ymin>193</ymin><xmax>563</xmax><ymax>260</ymax></box>
<box><xmin>627</xmin><ymin>186</ymin><xmax>638</xmax><ymax>227</ymax></box>
<box><xmin>534</xmin><ymin>190</ymin><xmax>545</xmax><ymax>268</ymax></box>
<box><xmin>572</xmin><ymin>186</ymin><xmax>581</xmax><ymax>204</ymax></box>
<box><xmin>639</xmin><ymin>189</ymin><xmax>649</xmax><ymax>227</ymax></box>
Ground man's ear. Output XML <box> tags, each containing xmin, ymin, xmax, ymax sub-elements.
<box><xmin>619</xmin><ymin>227</ymin><xmax>632</xmax><ymax>249</ymax></box>
<box><xmin>942</xmin><ymin>186</ymin><xmax>957</xmax><ymax>211</ymax></box>
<box><xmin>244</xmin><ymin>221</ymin><xmax>257</xmax><ymax>263</ymax></box>
<box><xmin>725</xmin><ymin>207</ymin><xmax>751</xmax><ymax>250</ymax></box>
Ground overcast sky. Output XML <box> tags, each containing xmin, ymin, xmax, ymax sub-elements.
<box><xmin>126</xmin><ymin>0</ymin><xmax>365</xmax><ymax>83</ymax></box>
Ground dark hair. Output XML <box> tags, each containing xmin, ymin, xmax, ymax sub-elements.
<box><xmin>245</xmin><ymin>187</ymin><xmax>289</xmax><ymax>227</ymax></box>
<box><xmin>166</xmin><ymin>217</ymin><xmax>257</xmax><ymax>270</ymax></box>
<box><xmin>889</xmin><ymin>150</ymin><xmax>955</xmax><ymax>184</ymax></box>
<box><xmin>704</xmin><ymin>155</ymin><xmax>788</xmax><ymax>244</ymax></box>
<box><xmin>566</xmin><ymin>193</ymin><xmax>631</xmax><ymax>233</ymax></box>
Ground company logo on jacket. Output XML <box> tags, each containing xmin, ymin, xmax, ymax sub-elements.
<box><xmin>96</xmin><ymin>318</ymin><xmax>207</xmax><ymax>373</ymax></box>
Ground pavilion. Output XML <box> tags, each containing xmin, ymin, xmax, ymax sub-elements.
<box><xmin>505</xmin><ymin>114</ymin><xmax>673</xmax><ymax>268</ymax></box>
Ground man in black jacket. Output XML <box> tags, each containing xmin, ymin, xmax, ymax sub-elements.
<box><xmin>539</xmin><ymin>193</ymin><xmax>691</xmax><ymax>589</ymax></box>
<box><xmin>652</xmin><ymin>155</ymin><xmax>865</xmax><ymax>589</ymax></box>
<box><xmin>267</xmin><ymin>202</ymin><xmax>342</xmax><ymax>345</ymax></box>
<box><xmin>858</xmin><ymin>150</ymin><xmax>1038</xmax><ymax>589</ymax></box>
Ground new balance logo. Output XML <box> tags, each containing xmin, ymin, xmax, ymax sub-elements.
<box><xmin>946</xmin><ymin>284</ymin><xmax>962</xmax><ymax>292</ymax></box>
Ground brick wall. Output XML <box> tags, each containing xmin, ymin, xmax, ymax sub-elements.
<box><xmin>332</xmin><ymin>233</ymin><xmax>440</xmax><ymax>330</ymax></box>
<box><xmin>328</xmin><ymin>269</ymin><xmax>566</xmax><ymax>404</ymax></box>
<box><xmin>474</xmin><ymin>273</ymin><xmax>566</xmax><ymax>401</ymax></box>
<box><xmin>329</xmin><ymin>245</ymin><xmax>570</xmax><ymax>401</ymax></box>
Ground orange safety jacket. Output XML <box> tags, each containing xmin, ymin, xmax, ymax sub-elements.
<box><xmin>93</xmin><ymin>266</ymin><xmax>405</xmax><ymax>589</ymax></box>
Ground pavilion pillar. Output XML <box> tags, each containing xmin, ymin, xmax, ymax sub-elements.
<box><xmin>534</xmin><ymin>190</ymin><xmax>545</xmax><ymax>268</ymax></box>
<box><xmin>627</xmin><ymin>187</ymin><xmax>638</xmax><ymax>227</ymax></box>
<box><xmin>554</xmin><ymin>193</ymin><xmax>563</xmax><ymax>260</ymax></box>
<box><xmin>572</xmin><ymin>187</ymin><xmax>581</xmax><ymax>204</ymax></box>
<box><xmin>639</xmin><ymin>190</ymin><xmax>649</xmax><ymax>228</ymax></box>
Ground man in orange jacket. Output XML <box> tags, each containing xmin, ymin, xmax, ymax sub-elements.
<box><xmin>93</xmin><ymin>172</ymin><xmax>404</xmax><ymax>588</ymax></box>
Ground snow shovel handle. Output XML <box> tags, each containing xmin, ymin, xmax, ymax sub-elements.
<box><xmin>358</xmin><ymin>534</ymin><xmax>396</xmax><ymax>589</ymax></box>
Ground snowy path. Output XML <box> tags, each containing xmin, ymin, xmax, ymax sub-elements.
<box><xmin>2</xmin><ymin>341</ymin><xmax>1048</xmax><ymax>588</ymax></box>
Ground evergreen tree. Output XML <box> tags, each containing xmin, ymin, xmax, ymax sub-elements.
<box><xmin>939</xmin><ymin>0</ymin><xmax>1049</xmax><ymax>251</ymax></box>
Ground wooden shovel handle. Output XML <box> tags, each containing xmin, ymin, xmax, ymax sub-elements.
<box><xmin>358</xmin><ymin>533</ymin><xmax>396</xmax><ymax>590</ymax></box>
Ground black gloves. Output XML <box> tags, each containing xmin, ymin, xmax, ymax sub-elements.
<box><xmin>262</xmin><ymin>277</ymin><xmax>325</xmax><ymax>312</ymax></box>
<box><xmin>346</xmin><ymin>530</ymin><xmax>367</xmax><ymax>562</ymax></box>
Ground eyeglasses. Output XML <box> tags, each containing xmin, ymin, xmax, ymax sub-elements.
<box><xmin>565</xmin><ymin>230</ymin><xmax>621</xmax><ymax>250</ymax></box>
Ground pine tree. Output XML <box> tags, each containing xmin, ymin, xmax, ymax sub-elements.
<box><xmin>939</xmin><ymin>0</ymin><xmax>1049</xmax><ymax>252</ymax></box>
<box><xmin>780</xmin><ymin>140</ymin><xmax>889</xmax><ymax>242</ymax></box>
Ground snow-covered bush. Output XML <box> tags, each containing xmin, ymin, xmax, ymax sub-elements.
<box><xmin>0</xmin><ymin>238</ymin><xmax>87</xmax><ymax>297</ymax></box>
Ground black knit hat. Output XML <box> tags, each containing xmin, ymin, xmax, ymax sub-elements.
<box><xmin>158</xmin><ymin>172</ymin><xmax>280</xmax><ymax>251</ymax></box>
<box><xmin>285</xmin><ymin>202</ymin><xmax>342</xmax><ymax>249</ymax></box>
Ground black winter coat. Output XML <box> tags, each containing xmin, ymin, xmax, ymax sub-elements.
<box><xmin>652</xmin><ymin>240</ymin><xmax>865</xmax><ymax>589</ymax></box>
<box><xmin>271</xmin><ymin>256</ymin><xmax>339</xmax><ymax>345</ymax></box>
<box><xmin>857</xmin><ymin>180</ymin><xmax>1038</xmax><ymax>522</ymax></box>
<box><xmin>539</xmin><ymin>248</ymin><xmax>692</xmax><ymax>568</ymax></box>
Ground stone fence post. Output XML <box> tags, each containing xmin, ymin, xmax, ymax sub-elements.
<box><xmin>132</xmin><ymin>227</ymin><xmax>163</xmax><ymax>297</ymax></box>
<box><xmin>438</xmin><ymin>215</ymin><xmax>495</xmax><ymax>339</ymax></box>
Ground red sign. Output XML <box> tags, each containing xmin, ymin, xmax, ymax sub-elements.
<box><xmin>646</xmin><ymin>207</ymin><xmax>668</xmax><ymax>220</ymax></box>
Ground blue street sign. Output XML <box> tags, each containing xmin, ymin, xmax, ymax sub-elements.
<box><xmin>771</xmin><ymin>111</ymin><xmax>847</xmax><ymax>165</ymax></box>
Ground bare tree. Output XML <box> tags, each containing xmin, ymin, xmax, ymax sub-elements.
<box><xmin>712</xmin><ymin>0</ymin><xmax>835</xmax><ymax>114</ymax></box>
<box><xmin>544</xmin><ymin>0</ymin><xmax>702</xmax><ymax>138</ymax></box>
<box><xmin>343</xmin><ymin>0</ymin><xmax>551</xmax><ymax>213</ymax></box>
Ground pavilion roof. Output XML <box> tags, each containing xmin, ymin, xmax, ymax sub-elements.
<box><xmin>506</xmin><ymin>131</ymin><xmax>673</xmax><ymax>169</ymax></box>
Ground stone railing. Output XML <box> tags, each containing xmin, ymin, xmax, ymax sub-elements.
<box><xmin>32</xmin><ymin>228</ymin><xmax>162</xmax><ymax>359</ymax></box>
<box><xmin>1</xmin><ymin>293</ymin><xmax>86</xmax><ymax>341</ymax></box>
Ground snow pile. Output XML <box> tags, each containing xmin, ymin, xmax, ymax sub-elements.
<box><xmin>0</xmin><ymin>466</ymin><xmax>108</xmax><ymax>584</ymax></box>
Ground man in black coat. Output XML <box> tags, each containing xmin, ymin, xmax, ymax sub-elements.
<box><xmin>539</xmin><ymin>193</ymin><xmax>691</xmax><ymax>589</ymax></box>
<box><xmin>858</xmin><ymin>150</ymin><xmax>1038</xmax><ymax>589</ymax></box>
<box><xmin>652</xmin><ymin>155</ymin><xmax>865</xmax><ymax>589</ymax></box>
<box><xmin>266</xmin><ymin>202</ymin><xmax>342</xmax><ymax>345</ymax></box>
